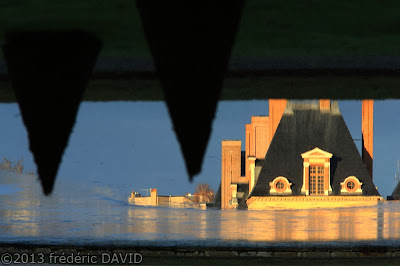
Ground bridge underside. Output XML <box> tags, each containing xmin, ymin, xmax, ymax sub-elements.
<box><xmin>1</xmin><ymin>73</ymin><xmax>400</xmax><ymax>102</ymax></box>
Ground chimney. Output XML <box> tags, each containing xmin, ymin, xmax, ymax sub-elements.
<box><xmin>221</xmin><ymin>140</ymin><xmax>241</xmax><ymax>210</ymax></box>
<box><xmin>251</xmin><ymin>116</ymin><xmax>270</xmax><ymax>159</ymax></box>
<box><xmin>245</xmin><ymin>117</ymin><xmax>269</xmax><ymax>192</ymax></box>
<box><xmin>362</xmin><ymin>100</ymin><xmax>373</xmax><ymax>179</ymax></box>
<box><xmin>245</xmin><ymin>124</ymin><xmax>253</xmax><ymax>182</ymax></box>
<box><xmin>151</xmin><ymin>188</ymin><xmax>158</xmax><ymax>206</ymax></box>
<box><xmin>319</xmin><ymin>99</ymin><xmax>331</xmax><ymax>111</ymax></box>
<box><xmin>269</xmin><ymin>99</ymin><xmax>287</xmax><ymax>144</ymax></box>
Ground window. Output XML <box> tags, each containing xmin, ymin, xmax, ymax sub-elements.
<box><xmin>269</xmin><ymin>176</ymin><xmax>292</xmax><ymax>195</ymax></box>
<box><xmin>309</xmin><ymin>166</ymin><xmax>324</xmax><ymax>195</ymax></box>
<box><xmin>276</xmin><ymin>181</ymin><xmax>284</xmax><ymax>190</ymax></box>
<box><xmin>301</xmin><ymin>147</ymin><xmax>333</xmax><ymax>196</ymax></box>
<box><xmin>341</xmin><ymin>176</ymin><xmax>362</xmax><ymax>194</ymax></box>
<box><xmin>346</xmin><ymin>181</ymin><xmax>355</xmax><ymax>190</ymax></box>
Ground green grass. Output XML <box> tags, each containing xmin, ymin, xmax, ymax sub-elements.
<box><xmin>234</xmin><ymin>0</ymin><xmax>400</xmax><ymax>57</ymax></box>
<box><xmin>2</xmin><ymin>75</ymin><xmax>400</xmax><ymax>102</ymax></box>
<box><xmin>0</xmin><ymin>0</ymin><xmax>400</xmax><ymax>58</ymax></box>
<box><xmin>0</xmin><ymin>0</ymin><xmax>150</xmax><ymax>58</ymax></box>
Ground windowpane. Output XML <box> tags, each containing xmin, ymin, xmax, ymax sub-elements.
<box><xmin>276</xmin><ymin>181</ymin><xmax>284</xmax><ymax>190</ymax></box>
<box><xmin>309</xmin><ymin>165</ymin><xmax>324</xmax><ymax>195</ymax></box>
<box><xmin>346</xmin><ymin>181</ymin><xmax>355</xmax><ymax>191</ymax></box>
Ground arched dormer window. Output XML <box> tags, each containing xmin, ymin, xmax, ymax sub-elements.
<box><xmin>340</xmin><ymin>176</ymin><xmax>362</xmax><ymax>194</ymax></box>
<box><xmin>270</xmin><ymin>176</ymin><xmax>292</xmax><ymax>195</ymax></box>
<box><xmin>301</xmin><ymin>147</ymin><xmax>333</xmax><ymax>196</ymax></box>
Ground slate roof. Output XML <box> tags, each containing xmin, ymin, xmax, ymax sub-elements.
<box><xmin>249</xmin><ymin>101</ymin><xmax>380</xmax><ymax>197</ymax></box>
<box><xmin>388</xmin><ymin>181</ymin><xmax>400</xmax><ymax>200</ymax></box>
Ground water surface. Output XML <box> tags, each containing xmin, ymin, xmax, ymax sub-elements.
<box><xmin>2</xmin><ymin>170</ymin><xmax>400</xmax><ymax>248</ymax></box>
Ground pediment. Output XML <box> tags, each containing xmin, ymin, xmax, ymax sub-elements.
<box><xmin>301</xmin><ymin>147</ymin><xmax>333</xmax><ymax>159</ymax></box>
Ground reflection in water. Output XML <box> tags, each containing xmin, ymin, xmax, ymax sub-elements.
<box><xmin>1</xmin><ymin>170</ymin><xmax>400</xmax><ymax>245</ymax></box>
<box><xmin>217</xmin><ymin>207</ymin><xmax>385</xmax><ymax>242</ymax></box>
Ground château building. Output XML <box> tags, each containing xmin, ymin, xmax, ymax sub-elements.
<box><xmin>215</xmin><ymin>100</ymin><xmax>382</xmax><ymax>210</ymax></box>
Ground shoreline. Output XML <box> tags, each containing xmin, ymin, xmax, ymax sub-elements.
<box><xmin>2</xmin><ymin>56</ymin><xmax>400</xmax><ymax>102</ymax></box>
<box><xmin>1</xmin><ymin>241</ymin><xmax>400</xmax><ymax>259</ymax></box>
<box><xmin>2</xmin><ymin>56</ymin><xmax>400</xmax><ymax>79</ymax></box>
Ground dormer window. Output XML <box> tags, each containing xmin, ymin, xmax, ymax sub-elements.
<box><xmin>301</xmin><ymin>147</ymin><xmax>333</xmax><ymax>196</ymax></box>
<box><xmin>340</xmin><ymin>176</ymin><xmax>362</xmax><ymax>194</ymax></box>
<box><xmin>270</xmin><ymin>176</ymin><xmax>292</xmax><ymax>195</ymax></box>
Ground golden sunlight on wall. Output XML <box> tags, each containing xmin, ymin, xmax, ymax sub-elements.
<box><xmin>218</xmin><ymin>207</ymin><xmax>384</xmax><ymax>242</ymax></box>
<box><xmin>383</xmin><ymin>206</ymin><xmax>400</xmax><ymax>240</ymax></box>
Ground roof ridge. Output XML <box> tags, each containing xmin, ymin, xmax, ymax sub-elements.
<box><xmin>283</xmin><ymin>100</ymin><xmax>341</xmax><ymax>115</ymax></box>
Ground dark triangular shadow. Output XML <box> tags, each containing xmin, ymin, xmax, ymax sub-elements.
<box><xmin>136</xmin><ymin>1</ymin><xmax>244</xmax><ymax>180</ymax></box>
<box><xmin>2</xmin><ymin>31</ymin><xmax>101</xmax><ymax>195</ymax></box>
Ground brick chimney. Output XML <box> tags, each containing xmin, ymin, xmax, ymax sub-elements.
<box><xmin>221</xmin><ymin>140</ymin><xmax>241</xmax><ymax>210</ymax></box>
<box><xmin>362</xmin><ymin>100</ymin><xmax>373</xmax><ymax>179</ymax></box>
<box><xmin>151</xmin><ymin>188</ymin><xmax>158</xmax><ymax>206</ymax></box>
<box><xmin>269</xmin><ymin>99</ymin><xmax>287</xmax><ymax>144</ymax></box>
<box><xmin>245</xmin><ymin>116</ymin><xmax>269</xmax><ymax>192</ymax></box>
<box><xmin>319</xmin><ymin>99</ymin><xmax>331</xmax><ymax>111</ymax></box>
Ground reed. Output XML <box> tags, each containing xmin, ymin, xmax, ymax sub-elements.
<box><xmin>0</xmin><ymin>157</ymin><xmax>35</xmax><ymax>176</ymax></box>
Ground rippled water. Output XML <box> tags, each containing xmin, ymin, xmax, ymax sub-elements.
<box><xmin>2</xmin><ymin>170</ymin><xmax>400</xmax><ymax>248</ymax></box>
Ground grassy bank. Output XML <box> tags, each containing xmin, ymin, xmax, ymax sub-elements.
<box><xmin>0</xmin><ymin>0</ymin><xmax>399</xmax><ymax>58</ymax></box>
<box><xmin>1</xmin><ymin>75</ymin><xmax>400</xmax><ymax>102</ymax></box>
